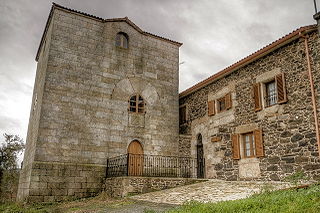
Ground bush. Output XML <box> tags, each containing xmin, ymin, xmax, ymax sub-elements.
<box><xmin>0</xmin><ymin>169</ymin><xmax>20</xmax><ymax>202</ymax></box>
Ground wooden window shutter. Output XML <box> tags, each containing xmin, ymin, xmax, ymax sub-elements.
<box><xmin>275</xmin><ymin>73</ymin><xmax>287</xmax><ymax>104</ymax></box>
<box><xmin>225</xmin><ymin>93</ymin><xmax>232</xmax><ymax>110</ymax></box>
<box><xmin>253</xmin><ymin>83</ymin><xmax>262</xmax><ymax>111</ymax></box>
<box><xmin>232</xmin><ymin>134</ymin><xmax>240</xmax><ymax>160</ymax></box>
<box><xmin>254</xmin><ymin>129</ymin><xmax>264</xmax><ymax>157</ymax></box>
<box><xmin>208</xmin><ymin>100</ymin><xmax>215</xmax><ymax>116</ymax></box>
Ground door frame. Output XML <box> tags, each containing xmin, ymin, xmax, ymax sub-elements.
<box><xmin>196</xmin><ymin>134</ymin><xmax>205</xmax><ymax>178</ymax></box>
<box><xmin>127</xmin><ymin>140</ymin><xmax>144</xmax><ymax>176</ymax></box>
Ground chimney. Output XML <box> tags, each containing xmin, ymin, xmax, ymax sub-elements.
<box><xmin>314</xmin><ymin>0</ymin><xmax>320</xmax><ymax>34</ymax></box>
<box><xmin>314</xmin><ymin>11</ymin><xmax>320</xmax><ymax>34</ymax></box>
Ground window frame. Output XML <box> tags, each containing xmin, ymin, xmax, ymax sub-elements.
<box><xmin>242</xmin><ymin>132</ymin><xmax>256</xmax><ymax>158</ymax></box>
<box><xmin>115</xmin><ymin>32</ymin><xmax>129</xmax><ymax>49</ymax></box>
<box><xmin>129</xmin><ymin>95</ymin><xmax>145</xmax><ymax>114</ymax></box>
<box><xmin>217</xmin><ymin>97</ymin><xmax>226</xmax><ymax>113</ymax></box>
<box><xmin>264</xmin><ymin>79</ymin><xmax>277</xmax><ymax>107</ymax></box>
<box><xmin>253</xmin><ymin>73</ymin><xmax>287</xmax><ymax>111</ymax></box>
<box><xmin>179</xmin><ymin>105</ymin><xmax>187</xmax><ymax>124</ymax></box>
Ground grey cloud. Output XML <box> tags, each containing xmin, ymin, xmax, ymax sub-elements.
<box><xmin>0</xmin><ymin>0</ymin><xmax>317</xmax><ymax>140</ymax></box>
<box><xmin>0</xmin><ymin>114</ymin><xmax>22</xmax><ymax>132</ymax></box>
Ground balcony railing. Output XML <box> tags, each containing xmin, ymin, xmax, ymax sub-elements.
<box><xmin>106</xmin><ymin>154</ymin><xmax>199</xmax><ymax>178</ymax></box>
<box><xmin>265</xmin><ymin>93</ymin><xmax>277</xmax><ymax>107</ymax></box>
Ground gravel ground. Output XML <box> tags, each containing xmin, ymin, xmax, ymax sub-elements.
<box><xmin>97</xmin><ymin>200</ymin><xmax>177</xmax><ymax>213</ymax></box>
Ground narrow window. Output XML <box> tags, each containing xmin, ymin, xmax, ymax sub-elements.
<box><xmin>138</xmin><ymin>96</ymin><xmax>144</xmax><ymax>113</ymax></box>
<box><xmin>129</xmin><ymin>95</ymin><xmax>144</xmax><ymax>113</ymax></box>
<box><xmin>129</xmin><ymin>96</ymin><xmax>137</xmax><ymax>112</ymax></box>
<box><xmin>243</xmin><ymin>132</ymin><xmax>255</xmax><ymax>158</ymax></box>
<box><xmin>115</xmin><ymin>32</ymin><xmax>129</xmax><ymax>48</ymax></box>
<box><xmin>33</xmin><ymin>93</ymin><xmax>38</xmax><ymax>111</ymax></box>
<box><xmin>179</xmin><ymin>106</ymin><xmax>187</xmax><ymax>124</ymax></box>
<box><xmin>265</xmin><ymin>80</ymin><xmax>277</xmax><ymax>107</ymax></box>
<box><xmin>217</xmin><ymin>97</ymin><xmax>226</xmax><ymax>113</ymax></box>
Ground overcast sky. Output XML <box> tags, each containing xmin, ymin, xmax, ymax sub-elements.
<box><xmin>0</xmin><ymin>0</ymin><xmax>317</xmax><ymax>143</ymax></box>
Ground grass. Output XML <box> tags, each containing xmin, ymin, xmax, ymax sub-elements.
<box><xmin>1</xmin><ymin>184</ymin><xmax>320</xmax><ymax>213</ymax></box>
<box><xmin>0</xmin><ymin>192</ymin><xmax>131</xmax><ymax>213</ymax></box>
<box><xmin>167</xmin><ymin>184</ymin><xmax>320</xmax><ymax>213</ymax></box>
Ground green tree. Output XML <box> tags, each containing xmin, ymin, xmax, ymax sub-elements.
<box><xmin>0</xmin><ymin>134</ymin><xmax>25</xmax><ymax>197</ymax></box>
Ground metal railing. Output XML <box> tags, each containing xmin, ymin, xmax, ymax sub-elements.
<box><xmin>106</xmin><ymin>154</ymin><xmax>199</xmax><ymax>178</ymax></box>
<box><xmin>265</xmin><ymin>93</ymin><xmax>277</xmax><ymax>107</ymax></box>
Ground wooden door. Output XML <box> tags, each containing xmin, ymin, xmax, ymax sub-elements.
<box><xmin>127</xmin><ymin>140</ymin><xmax>144</xmax><ymax>176</ymax></box>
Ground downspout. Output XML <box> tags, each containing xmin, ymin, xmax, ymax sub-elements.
<box><xmin>300</xmin><ymin>32</ymin><xmax>320</xmax><ymax>157</ymax></box>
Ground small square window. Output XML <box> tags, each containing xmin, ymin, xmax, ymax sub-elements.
<box><xmin>217</xmin><ymin>97</ymin><xmax>226</xmax><ymax>112</ymax></box>
<box><xmin>115</xmin><ymin>32</ymin><xmax>129</xmax><ymax>49</ymax></box>
<box><xmin>129</xmin><ymin>95</ymin><xmax>144</xmax><ymax>113</ymax></box>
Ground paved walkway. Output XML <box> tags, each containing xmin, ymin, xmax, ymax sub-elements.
<box><xmin>130</xmin><ymin>179</ymin><xmax>292</xmax><ymax>205</ymax></box>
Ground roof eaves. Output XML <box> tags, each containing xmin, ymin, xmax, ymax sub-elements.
<box><xmin>35</xmin><ymin>3</ymin><xmax>182</xmax><ymax>61</ymax></box>
<box><xmin>52</xmin><ymin>3</ymin><xmax>104</xmax><ymax>21</ymax></box>
<box><xmin>179</xmin><ymin>25</ymin><xmax>317</xmax><ymax>98</ymax></box>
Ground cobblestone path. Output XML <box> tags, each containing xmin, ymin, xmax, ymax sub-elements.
<box><xmin>130</xmin><ymin>179</ymin><xmax>292</xmax><ymax>205</ymax></box>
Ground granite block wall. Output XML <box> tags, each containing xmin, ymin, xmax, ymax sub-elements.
<box><xmin>18</xmin><ymin>5</ymin><xmax>180</xmax><ymax>202</ymax></box>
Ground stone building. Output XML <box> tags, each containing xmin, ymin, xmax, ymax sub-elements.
<box><xmin>17</xmin><ymin>3</ymin><xmax>181</xmax><ymax>202</ymax></box>
<box><xmin>17</xmin><ymin>3</ymin><xmax>320</xmax><ymax>202</ymax></box>
<box><xmin>179</xmin><ymin>24</ymin><xmax>320</xmax><ymax>181</ymax></box>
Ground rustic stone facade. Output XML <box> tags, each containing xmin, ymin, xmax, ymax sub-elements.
<box><xmin>17</xmin><ymin>4</ymin><xmax>181</xmax><ymax>202</ymax></box>
<box><xmin>179</xmin><ymin>28</ymin><xmax>320</xmax><ymax>181</ymax></box>
<box><xmin>178</xmin><ymin>134</ymin><xmax>192</xmax><ymax>157</ymax></box>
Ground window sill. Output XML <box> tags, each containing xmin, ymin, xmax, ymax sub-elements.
<box><xmin>257</xmin><ymin>104</ymin><xmax>283</xmax><ymax>120</ymax></box>
<box><xmin>116</xmin><ymin>46</ymin><xmax>129</xmax><ymax>50</ymax></box>
<box><xmin>242</xmin><ymin>156</ymin><xmax>257</xmax><ymax>159</ymax></box>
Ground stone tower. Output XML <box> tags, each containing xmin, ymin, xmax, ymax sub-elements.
<box><xmin>17</xmin><ymin>3</ymin><xmax>181</xmax><ymax>202</ymax></box>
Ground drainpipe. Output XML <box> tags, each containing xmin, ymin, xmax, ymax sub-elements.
<box><xmin>300</xmin><ymin>32</ymin><xmax>320</xmax><ymax>157</ymax></box>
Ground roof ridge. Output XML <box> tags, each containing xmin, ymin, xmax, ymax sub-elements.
<box><xmin>179</xmin><ymin>24</ymin><xmax>317</xmax><ymax>98</ymax></box>
<box><xmin>36</xmin><ymin>3</ymin><xmax>182</xmax><ymax>60</ymax></box>
<box><xmin>53</xmin><ymin>3</ymin><xmax>104</xmax><ymax>21</ymax></box>
<box><xmin>52</xmin><ymin>3</ymin><xmax>182</xmax><ymax>46</ymax></box>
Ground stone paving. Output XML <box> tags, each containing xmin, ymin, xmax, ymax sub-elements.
<box><xmin>130</xmin><ymin>179</ymin><xmax>293</xmax><ymax>205</ymax></box>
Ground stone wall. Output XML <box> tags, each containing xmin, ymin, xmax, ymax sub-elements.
<box><xmin>105</xmin><ymin>177</ymin><xmax>202</xmax><ymax>197</ymax></box>
<box><xmin>17</xmin><ymin>15</ymin><xmax>54</xmax><ymax>201</ymax></box>
<box><xmin>179</xmin><ymin>30</ymin><xmax>320</xmax><ymax>181</ymax></box>
<box><xmin>178</xmin><ymin>134</ymin><xmax>191</xmax><ymax>157</ymax></box>
<box><xmin>18</xmin><ymin>5</ymin><xmax>180</xmax><ymax>202</ymax></box>
<box><xmin>25</xmin><ymin>162</ymin><xmax>105</xmax><ymax>202</ymax></box>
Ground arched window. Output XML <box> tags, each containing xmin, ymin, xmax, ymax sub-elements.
<box><xmin>129</xmin><ymin>95</ymin><xmax>145</xmax><ymax>113</ymax></box>
<box><xmin>115</xmin><ymin>32</ymin><xmax>128</xmax><ymax>48</ymax></box>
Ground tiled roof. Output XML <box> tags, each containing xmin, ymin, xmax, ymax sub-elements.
<box><xmin>35</xmin><ymin>3</ymin><xmax>182</xmax><ymax>61</ymax></box>
<box><xmin>179</xmin><ymin>25</ymin><xmax>317</xmax><ymax>98</ymax></box>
